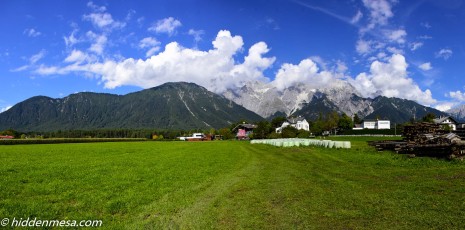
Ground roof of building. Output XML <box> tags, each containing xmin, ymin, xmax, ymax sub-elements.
<box><xmin>433</xmin><ymin>116</ymin><xmax>458</xmax><ymax>124</ymax></box>
<box><xmin>362</xmin><ymin>119</ymin><xmax>390</xmax><ymax>122</ymax></box>
<box><xmin>287</xmin><ymin>116</ymin><xmax>306</xmax><ymax>124</ymax></box>
<box><xmin>232</xmin><ymin>123</ymin><xmax>257</xmax><ymax>131</ymax></box>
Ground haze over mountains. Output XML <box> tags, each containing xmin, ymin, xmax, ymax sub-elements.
<box><xmin>0</xmin><ymin>81</ymin><xmax>453</xmax><ymax>132</ymax></box>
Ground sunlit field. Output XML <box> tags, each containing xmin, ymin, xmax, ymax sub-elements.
<box><xmin>1</xmin><ymin>139</ymin><xmax>465</xmax><ymax>229</ymax></box>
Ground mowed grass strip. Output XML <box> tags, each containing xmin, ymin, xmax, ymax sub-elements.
<box><xmin>1</xmin><ymin>139</ymin><xmax>465</xmax><ymax>229</ymax></box>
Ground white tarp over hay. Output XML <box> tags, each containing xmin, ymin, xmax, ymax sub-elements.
<box><xmin>250</xmin><ymin>138</ymin><xmax>351</xmax><ymax>149</ymax></box>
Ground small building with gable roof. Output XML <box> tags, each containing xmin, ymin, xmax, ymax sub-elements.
<box><xmin>232</xmin><ymin>123</ymin><xmax>257</xmax><ymax>140</ymax></box>
<box><xmin>433</xmin><ymin>116</ymin><xmax>458</xmax><ymax>131</ymax></box>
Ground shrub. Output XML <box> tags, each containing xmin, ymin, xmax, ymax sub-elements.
<box><xmin>281</xmin><ymin>126</ymin><xmax>298</xmax><ymax>138</ymax></box>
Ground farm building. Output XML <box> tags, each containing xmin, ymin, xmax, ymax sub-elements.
<box><xmin>433</xmin><ymin>116</ymin><xmax>458</xmax><ymax>131</ymax></box>
<box><xmin>276</xmin><ymin>116</ymin><xmax>310</xmax><ymax>133</ymax></box>
<box><xmin>353</xmin><ymin>119</ymin><xmax>391</xmax><ymax>130</ymax></box>
<box><xmin>0</xmin><ymin>135</ymin><xmax>14</xmax><ymax>139</ymax></box>
<box><xmin>232</xmin><ymin>123</ymin><xmax>257</xmax><ymax>140</ymax></box>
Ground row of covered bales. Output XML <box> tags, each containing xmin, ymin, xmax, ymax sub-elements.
<box><xmin>251</xmin><ymin>138</ymin><xmax>351</xmax><ymax>148</ymax></box>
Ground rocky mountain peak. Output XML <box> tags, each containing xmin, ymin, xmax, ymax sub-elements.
<box><xmin>222</xmin><ymin>80</ymin><xmax>447</xmax><ymax>123</ymax></box>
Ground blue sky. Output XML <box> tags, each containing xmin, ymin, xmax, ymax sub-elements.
<box><xmin>1</xmin><ymin>0</ymin><xmax>465</xmax><ymax>113</ymax></box>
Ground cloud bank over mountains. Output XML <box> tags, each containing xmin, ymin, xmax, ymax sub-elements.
<box><xmin>35</xmin><ymin>29</ymin><xmax>436</xmax><ymax>106</ymax></box>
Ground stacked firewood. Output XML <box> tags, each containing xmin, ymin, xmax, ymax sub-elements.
<box><xmin>369</xmin><ymin>122</ymin><xmax>465</xmax><ymax>159</ymax></box>
<box><xmin>402</xmin><ymin>122</ymin><xmax>447</xmax><ymax>143</ymax></box>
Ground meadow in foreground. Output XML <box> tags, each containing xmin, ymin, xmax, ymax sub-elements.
<box><xmin>1</xmin><ymin>138</ymin><xmax>465</xmax><ymax>229</ymax></box>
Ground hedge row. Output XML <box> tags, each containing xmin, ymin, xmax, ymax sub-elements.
<box><xmin>0</xmin><ymin>138</ymin><xmax>147</xmax><ymax>145</ymax></box>
<box><xmin>338</xmin><ymin>128</ymin><xmax>402</xmax><ymax>135</ymax></box>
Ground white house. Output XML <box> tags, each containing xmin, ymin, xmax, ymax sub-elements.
<box><xmin>276</xmin><ymin>117</ymin><xmax>310</xmax><ymax>133</ymax></box>
<box><xmin>353</xmin><ymin>119</ymin><xmax>391</xmax><ymax>130</ymax></box>
<box><xmin>362</xmin><ymin>120</ymin><xmax>376</xmax><ymax>129</ymax></box>
<box><xmin>433</xmin><ymin>116</ymin><xmax>457</xmax><ymax>131</ymax></box>
<box><xmin>376</xmin><ymin>120</ymin><xmax>391</xmax><ymax>129</ymax></box>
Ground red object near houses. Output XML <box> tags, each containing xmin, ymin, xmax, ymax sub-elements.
<box><xmin>0</xmin><ymin>135</ymin><xmax>14</xmax><ymax>139</ymax></box>
<box><xmin>232</xmin><ymin>123</ymin><xmax>257</xmax><ymax>140</ymax></box>
<box><xmin>237</xmin><ymin>129</ymin><xmax>246</xmax><ymax>138</ymax></box>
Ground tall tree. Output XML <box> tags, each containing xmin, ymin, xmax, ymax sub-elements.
<box><xmin>271</xmin><ymin>116</ymin><xmax>287</xmax><ymax>129</ymax></box>
<box><xmin>338</xmin><ymin>113</ymin><xmax>353</xmax><ymax>130</ymax></box>
<box><xmin>325</xmin><ymin>111</ymin><xmax>340</xmax><ymax>132</ymax></box>
<box><xmin>219</xmin><ymin>128</ymin><xmax>234</xmax><ymax>140</ymax></box>
<box><xmin>254</xmin><ymin>121</ymin><xmax>272</xmax><ymax>139</ymax></box>
<box><xmin>353</xmin><ymin>113</ymin><xmax>361</xmax><ymax>124</ymax></box>
<box><xmin>422</xmin><ymin>113</ymin><xmax>436</xmax><ymax>123</ymax></box>
<box><xmin>311</xmin><ymin>113</ymin><xmax>324</xmax><ymax>135</ymax></box>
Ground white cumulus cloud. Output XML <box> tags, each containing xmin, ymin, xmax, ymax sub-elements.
<box><xmin>64</xmin><ymin>29</ymin><xmax>81</xmax><ymax>47</ymax></box>
<box><xmin>434</xmin><ymin>102</ymin><xmax>455</xmax><ymax>112</ymax></box>
<box><xmin>139</xmin><ymin>37</ymin><xmax>160</xmax><ymax>49</ymax></box>
<box><xmin>10</xmin><ymin>49</ymin><xmax>46</xmax><ymax>72</ymax></box>
<box><xmin>139</xmin><ymin>37</ymin><xmax>161</xmax><ymax>57</ymax></box>
<box><xmin>188</xmin><ymin>29</ymin><xmax>205</xmax><ymax>43</ymax></box>
<box><xmin>145</xmin><ymin>47</ymin><xmax>161</xmax><ymax>58</ymax></box>
<box><xmin>349</xmin><ymin>54</ymin><xmax>436</xmax><ymax>105</ymax></box>
<box><xmin>87</xmin><ymin>1</ymin><xmax>106</xmax><ymax>12</ymax></box>
<box><xmin>356</xmin><ymin>0</ymin><xmax>408</xmax><ymax>63</ymax></box>
<box><xmin>64</xmin><ymin>50</ymin><xmax>89</xmax><ymax>63</ymax></box>
<box><xmin>83</xmin><ymin>13</ymin><xmax>113</xmax><ymax>28</ymax></box>
<box><xmin>386</xmin><ymin>46</ymin><xmax>403</xmax><ymax>55</ymax></box>
<box><xmin>31</xmin><ymin>29</ymin><xmax>440</xmax><ymax>108</ymax></box>
<box><xmin>24</xmin><ymin>28</ymin><xmax>41</xmax><ymax>37</ymax></box>
<box><xmin>418</xmin><ymin>62</ymin><xmax>432</xmax><ymax>71</ymax></box>
<box><xmin>362</xmin><ymin>0</ymin><xmax>394</xmax><ymax>30</ymax></box>
<box><xmin>35</xmin><ymin>30</ymin><xmax>275</xmax><ymax>93</ymax></box>
<box><xmin>449</xmin><ymin>91</ymin><xmax>465</xmax><ymax>102</ymax></box>
<box><xmin>272</xmin><ymin>59</ymin><xmax>335</xmax><ymax>91</ymax></box>
<box><xmin>83</xmin><ymin>2</ymin><xmax>125</xmax><ymax>30</ymax></box>
<box><xmin>149</xmin><ymin>17</ymin><xmax>182</xmax><ymax>36</ymax></box>
<box><xmin>410</xmin><ymin>42</ymin><xmax>423</xmax><ymax>51</ymax></box>
<box><xmin>435</xmin><ymin>48</ymin><xmax>453</xmax><ymax>60</ymax></box>
<box><xmin>356</xmin><ymin>39</ymin><xmax>372</xmax><ymax>55</ymax></box>
<box><xmin>86</xmin><ymin>32</ymin><xmax>107</xmax><ymax>55</ymax></box>
<box><xmin>0</xmin><ymin>106</ymin><xmax>12</xmax><ymax>113</ymax></box>
<box><xmin>384</xmin><ymin>29</ymin><xmax>406</xmax><ymax>44</ymax></box>
<box><xmin>30</xmin><ymin>49</ymin><xmax>46</xmax><ymax>64</ymax></box>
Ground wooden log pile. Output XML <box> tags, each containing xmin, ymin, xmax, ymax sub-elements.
<box><xmin>402</xmin><ymin>122</ymin><xmax>447</xmax><ymax>143</ymax></box>
<box><xmin>369</xmin><ymin>122</ymin><xmax>465</xmax><ymax>159</ymax></box>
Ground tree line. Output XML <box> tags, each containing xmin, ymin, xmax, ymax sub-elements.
<box><xmin>2</xmin><ymin>112</ymin><xmax>441</xmax><ymax>140</ymax></box>
<box><xmin>250</xmin><ymin>112</ymin><xmax>355</xmax><ymax>139</ymax></box>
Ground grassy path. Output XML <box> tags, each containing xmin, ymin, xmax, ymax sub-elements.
<box><xmin>1</xmin><ymin>140</ymin><xmax>465</xmax><ymax>229</ymax></box>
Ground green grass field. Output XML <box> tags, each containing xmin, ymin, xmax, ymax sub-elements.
<box><xmin>1</xmin><ymin>138</ymin><xmax>465</xmax><ymax>229</ymax></box>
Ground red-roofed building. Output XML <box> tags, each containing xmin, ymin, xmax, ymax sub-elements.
<box><xmin>0</xmin><ymin>135</ymin><xmax>14</xmax><ymax>139</ymax></box>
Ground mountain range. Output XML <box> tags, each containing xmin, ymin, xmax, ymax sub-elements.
<box><xmin>446</xmin><ymin>105</ymin><xmax>465</xmax><ymax>121</ymax></box>
<box><xmin>0</xmin><ymin>82</ymin><xmax>262</xmax><ymax>131</ymax></box>
<box><xmin>0</xmin><ymin>81</ymin><xmax>453</xmax><ymax>132</ymax></box>
<box><xmin>223</xmin><ymin>80</ymin><xmax>448</xmax><ymax>123</ymax></box>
